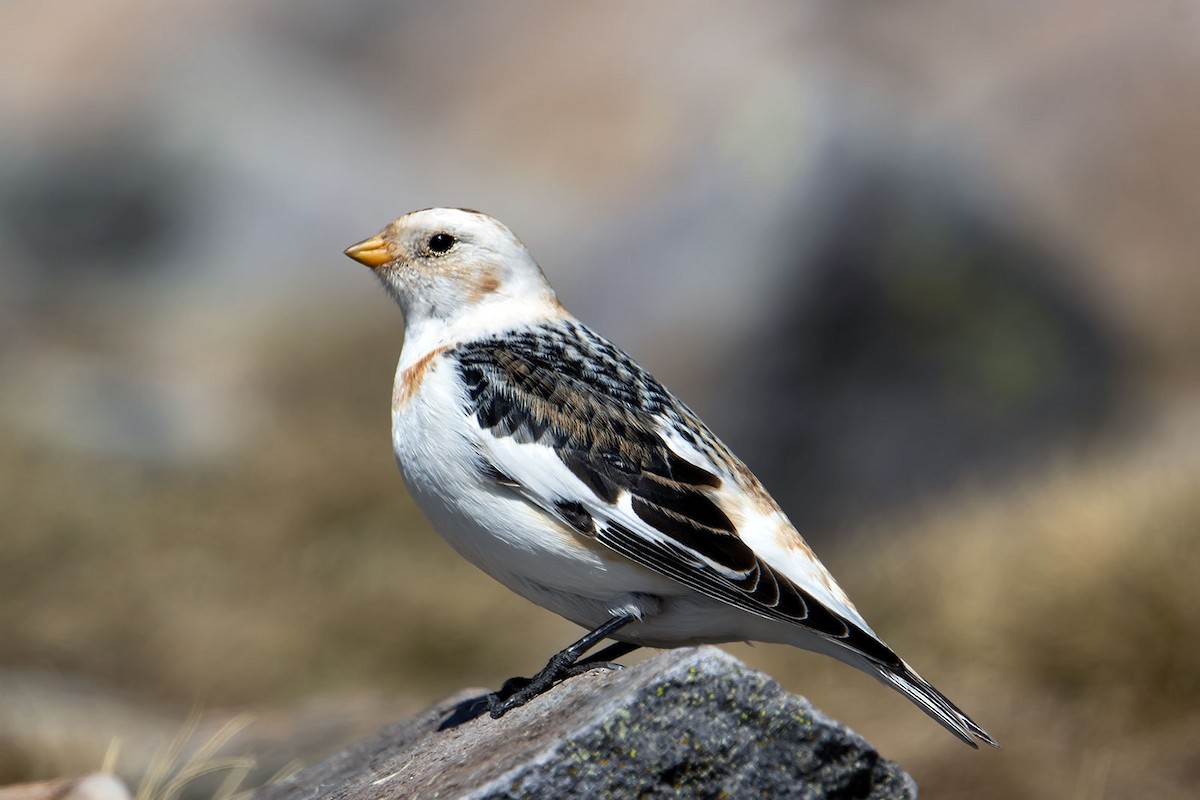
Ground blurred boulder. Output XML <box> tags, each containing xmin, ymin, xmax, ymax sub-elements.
<box><xmin>253</xmin><ymin>647</ymin><xmax>915</xmax><ymax>800</ymax></box>
<box><xmin>3</xmin><ymin>137</ymin><xmax>188</xmax><ymax>285</ymax></box>
<box><xmin>725</xmin><ymin>154</ymin><xmax>1117</xmax><ymax>533</ymax></box>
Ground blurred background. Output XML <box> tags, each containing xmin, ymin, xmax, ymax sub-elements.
<box><xmin>2</xmin><ymin>1</ymin><xmax>1199</xmax><ymax>797</ymax></box>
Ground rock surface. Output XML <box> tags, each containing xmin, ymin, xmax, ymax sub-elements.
<box><xmin>252</xmin><ymin>647</ymin><xmax>915</xmax><ymax>800</ymax></box>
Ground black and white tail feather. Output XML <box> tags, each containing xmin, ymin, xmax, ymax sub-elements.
<box><xmin>871</xmin><ymin>660</ymin><xmax>997</xmax><ymax>748</ymax></box>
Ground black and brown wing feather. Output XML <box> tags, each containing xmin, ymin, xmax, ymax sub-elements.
<box><xmin>451</xmin><ymin>320</ymin><xmax>901</xmax><ymax>668</ymax></box>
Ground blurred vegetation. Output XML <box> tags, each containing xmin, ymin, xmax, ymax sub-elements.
<box><xmin>2</xmin><ymin>316</ymin><xmax>1198</xmax><ymax>799</ymax></box>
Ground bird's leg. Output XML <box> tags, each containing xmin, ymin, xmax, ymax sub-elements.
<box><xmin>488</xmin><ymin>611</ymin><xmax>638</xmax><ymax>718</ymax></box>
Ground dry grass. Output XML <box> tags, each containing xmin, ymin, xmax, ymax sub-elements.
<box><xmin>2</xmin><ymin>321</ymin><xmax>1198</xmax><ymax>798</ymax></box>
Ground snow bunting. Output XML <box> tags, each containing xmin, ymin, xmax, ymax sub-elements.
<box><xmin>344</xmin><ymin>208</ymin><xmax>996</xmax><ymax>748</ymax></box>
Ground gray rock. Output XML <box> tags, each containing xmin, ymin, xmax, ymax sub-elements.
<box><xmin>253</xmin><ymin>646</ymin><xmax>915</xmax><ymax>800</ymax></box>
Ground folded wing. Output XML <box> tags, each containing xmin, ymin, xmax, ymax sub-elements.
<box><xmin>452</xmin><ymin>322</ymin><xmax>902</xmax><ymax>668</ymax></box>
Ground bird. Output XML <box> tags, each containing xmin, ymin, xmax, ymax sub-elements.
<box><xmin>343</xmin><ymin>207</ymin><xmax>997</xmax><ymax>748</ymax></box>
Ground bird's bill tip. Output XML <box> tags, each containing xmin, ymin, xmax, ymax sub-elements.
<box><xmin>343</xmin><ymin>234</ymin><xmax>392</xmax><ymax>268</ymax></box>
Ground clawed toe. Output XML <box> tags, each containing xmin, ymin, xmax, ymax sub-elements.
<box><xmin>487</xmin><ymin>678</ymin><xmax>553</xmax><ymax>718</ymax></box>
<box><xmin>487</xmin><ymin>675</ymin><xmax>535</xmax><ymax>718</ymax></box>
<box><xmin>487</xmin><ymin>658</ymin><xmax>626</xmax><ymax>718</ymax></box>
<box><xmin>486</xmin><ymin>692</ymin><xmax>516</xmax><ymax>719</ymax></box>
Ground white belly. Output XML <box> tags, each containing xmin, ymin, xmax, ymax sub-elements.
<box><xmin>390</xmin><ymin>356</ymin><xmax>677</xmax><ymax>628</ymax></box>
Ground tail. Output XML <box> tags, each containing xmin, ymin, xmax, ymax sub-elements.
<box><xmin>871</xmin><ymin>661</ymin><xmax>999</xmax><ymax>749</ymax></box>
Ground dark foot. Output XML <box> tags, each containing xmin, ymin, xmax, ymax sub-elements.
<box><xmin>486</xmin><ymin>648</ymin><xmax>574</xmax><ymax>718</ymax></box>
<box><xmin>487</xmin><ymin>658</ymin><xmax>624</xmax><ymax>718</ymax></box>
<box><xmin>485</xmin><ymin>611</ymin><xmax>642</xmax><ymax>718</ymax></box>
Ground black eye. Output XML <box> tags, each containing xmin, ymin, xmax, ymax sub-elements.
<box><xmin>428</xmin><ymin>233</ymin><xmax>456</xmax><ymax>254</ymax></box>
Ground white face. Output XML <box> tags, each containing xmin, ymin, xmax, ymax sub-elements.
<box><xmin>346</xmin><ymin>208</ymin><xmax>557</xmax><ymax>325</ymax></box>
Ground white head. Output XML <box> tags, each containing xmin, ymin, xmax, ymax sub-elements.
<box><xmin>344</xmin><ymin>208</ymin><xmax>562</xmax><ymax>334</ymax></box>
